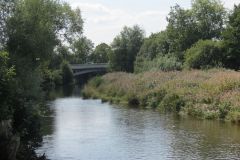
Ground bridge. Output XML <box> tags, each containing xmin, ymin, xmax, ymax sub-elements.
<box><xmin>70</xmin><ymin>63</ymin><xmax>108</xmax><ymax>77</ymax></box>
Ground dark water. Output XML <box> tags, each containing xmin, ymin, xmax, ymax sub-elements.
<box><xmin>37</xmin><ymin>89</ymin><xmax>240</xmax><ymax>160</ymax></box>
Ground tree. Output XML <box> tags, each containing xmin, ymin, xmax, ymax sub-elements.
<box><xmin>166</xmin><ymin>0</ymin><xmax>226</xmax><ymax>60</ymax></box>
<box><xmin>134</xmin><ymin>31</ymin><xmax>171</xmax><ymax>73</ymax></box>
<box><xmin>71</xmin><ymin>36</ymin><xmax>94</xmax><ymax>64</ymax></box>
<box><xmin>2</xmin><ymin>1</ymin><xmax>84</xmax><ymax>158</ymax></box>
<box><xmin>110</xmin><ymin>25</ymin><xmax>145</xmax><ymax>72</ymax></box>
<box><xmin>223</xmin><ymin>4</ymin><xmax>240</xmax><ymax>70</ymax></box>
<box><xmin>137</xmin><ymin>31</ymin><xmax>169</xmax><ymax>60</ymax></box>
<box><xmin>90</xmin><ymin>43</ymin><xmax>111</xmax><ymax>63</ymax></box>
<box><xmin>166</xmin><ymin>5</ymin><xmax>198</xmax><ymax>60</ymax></box>
<box><xmin>7</xmin><ymin>0</ymin><xmax>84</xmax><ymax>69</ymax></box>
<box><xmin>192</xmin><ymin>0</ymin><xmax>226</xmax><ymax>39</ymax></box>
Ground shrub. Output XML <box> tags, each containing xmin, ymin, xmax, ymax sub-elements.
<box><xmin>83</xmin><ymin>70</ymin><xmax>240</xmax><ymax>121</ymax></box>
<box><xmin>135</xmin><ymin>55</ymin><xmax>182</xmax><ymax>73</ymax></box>
<box><xmin>184</xmin><ymin>40</ymin><xmax>224</xmax><ymax>69</ymax></box>
<box><xmin>158</xmin><ymin>93</ymin><xmax>185</xmax><ymax>113</ymax></box>
<box><xmin>145</xmin><ymin>89</ymin><xmax>167</xmax><ymax>108</ymax></box>
<box><xmin>219</xmin><ymin>102</ymin><xmax>231</xmax><ymax>119</ymax></box>
<box><xmin>89</xmin><ymin>76</ymin><xmax>103</xmax><ymax>88</ymax></box>
<box><xmin>128</xmin><ymin>97</ymin><xmax>140</xmax><ymax>107</ymax></box>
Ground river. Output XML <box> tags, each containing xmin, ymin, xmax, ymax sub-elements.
<box><xmin>36</xmin><ymin>87</ymin><xmax>240</xmax><ymax>160</ymax></box>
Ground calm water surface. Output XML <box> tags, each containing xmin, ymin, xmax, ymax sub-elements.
<box><xmin>37</xmin><ymin>88</ymin><xmax>240</xmax><ymax>160</ymax></box>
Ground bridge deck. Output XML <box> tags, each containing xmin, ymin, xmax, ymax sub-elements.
<box><xmin>70</xmin><ymin>63</ymin><xmax>108</xmax><ymax>76</ymax></box>
<box><xmin>70</xmin><ymin>63</ymin><xmax>108</xmax><ymax>70</ymax></box>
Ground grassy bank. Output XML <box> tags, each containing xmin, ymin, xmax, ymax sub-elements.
<box><xmin>83</xmin><ymin>69</ymin><xmax>240</xmax><ymax>122</ymax></box>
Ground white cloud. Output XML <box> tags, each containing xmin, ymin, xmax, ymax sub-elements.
<box><xmin>70</xmin><ymin>2</ymin><xmax>168</xmax><ymax>45</ymax></box>
<box><xmin>222</xmin><ymin>0</ymin><xmax>239</xmax><ymax>9</ymax></box>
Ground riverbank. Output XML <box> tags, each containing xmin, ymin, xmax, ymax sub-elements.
<box><xmin>83</xmin><ymin>69</ymin><xmax>240</xmax><ymax>122</ymax></box>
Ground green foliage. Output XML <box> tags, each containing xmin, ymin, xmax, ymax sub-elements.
<box><xmin>71</xmin><ymin>36</ymin><xmax>94</xmax><ymax>64</ymax></box>
<box><xmin>135</xmin><ymin>55</ymin><xmax>182</xmax><ymax>73</ymax></box>
<box><xmin>12</xmin><ymin>100</ymin><xmax>42</xmax><ymax>146</ymax></box>
<box><xmin>166</xmin><ymin>5</ymin><xmax>198</xmax><ymax>59</ymax></box>
<box><xmin>159</xmin><ymin>93</ymin><xmax>185</xmax><ymax>113</ymax></box>
<box><xmin>7</xmin><ymin>0</ymin><xmax>84</xmax><ymax>68</ymax></box>
<box><xmin>90</xmin><ymin>43</ymin><xmax>111</xmax><ymax>63</ymax></box>
<box><xmin>223</xmin><ymin>4</ymin><xmax>240</xmax><ymax>70</ymax></box>
<box><xmin>61</xmin><ymin>61</ymin><xmax>73</xmax><ymax>85</ymax></box>
<box><xmin>0</xmin><ymin>51</ymin><xmax>15</xmax><ymax>120</ymax></box>
<box><xmin>219</xmin><ymin>102</ymin><xmax>231</xmax><ymax>119</ymax></box>
<box><xmin>192</xmin><ymin>0</ymin><xmax>226</xmax><ymax>39</ymax></box>
<box><xmin>7</xmin><ymin>0</ymin><xmax>60</xmax><ymax>64</ymax></box>
<box><xmin>137</xmin><ymin>31</ymin><xmax>169</xmax><ymax>59</ymax></box>
<box><xmin>0</xmin><ymin>0</ymin><xmax>85</xmax><ymax>159</ymax></box>
<box><xmin>40</xmin><ymin>63</ymin><xmax>63</xmax><ymax>90</ymax></box>
<box><xmin>135</xmin><ymin>0</ymin><xmax>226</xmax><ymax>72</ymax></box>
<box><xmin>166</xmin><ymin>0</ymin><xmax>226</xmax><ymax>60</ymax></box>
<box><xmin>110</xmin><ymin>25</ymin><xmax>145</xmax><ymax>72</ymax></box>
<box><xmin>83</xmin><ymin>70</ymin><xmax>240</xmax><ymax>121</ymax></box>
<box><xmin>184</xmin><ymin>40</ymin><xmax>224</xmax><ymax>69</ymax></box>
<box><xmin>89</xmin><ymin>76</ymin><xmax>103</xmax><ymax>88</ymax></box>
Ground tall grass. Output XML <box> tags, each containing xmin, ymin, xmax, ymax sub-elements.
<box><xmin>83</xmin><ymin>69</ymin><xmax>240</xmax><ymax>122</ymax></box>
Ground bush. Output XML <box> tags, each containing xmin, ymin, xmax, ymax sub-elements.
<box><xmin>158</xmin><ymin>93</ymin><xmax>185</xmax><ymax>113</ymax></box>
<box><xmin>89</xmin><ymin>76</ymin><xmax>103</xmax><ymax>88</ymax></box>
<box><xmin>184</xmin><ymin>40</ymin><xmax>224</xmax><ymax>69</ymax></box>
<box><xmin>219</xmin><ymin>102</ymin><xmax>231</xmax><ymax>119</ymax></box>
<box><xmin>135</xmin><ymin>55</ymin><xmax>182</xmax><ymax>73</ymax></box>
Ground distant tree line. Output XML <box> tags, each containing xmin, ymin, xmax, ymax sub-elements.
<box><xmin>95</xmin><ymin>0</ymin><xmax>240</xmax><ymax>73</ymax></box>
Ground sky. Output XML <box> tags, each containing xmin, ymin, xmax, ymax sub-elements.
<box><xmin>67</xmin><ymin>0</ymin><xmax>240</xmax><ymax>46</ymax></box>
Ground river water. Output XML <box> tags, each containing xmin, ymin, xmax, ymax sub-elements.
<box><xmin>36</xmin><ymin>88</ymin><xmax>240</xmax><ymax>160</ymax></box>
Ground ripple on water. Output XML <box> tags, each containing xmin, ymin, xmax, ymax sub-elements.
<box><xmin>37</xmin><ymin>97</ymin><xmax>240</xmax><ymax>160</ymax></box>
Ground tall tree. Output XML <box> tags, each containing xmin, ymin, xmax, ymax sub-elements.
<box><xmin>110</xmin><ymin>25</ymin><xmax>145</xmax><ymax>72</ymax></box>
<box><xmin>90</xmin><ymin>43</ymin><xmax>111</xmax><ymax>63</ymax></box>
<box><xmin>4</xmin><ymin>0</ymin><xmax>84</xmax><ymax>153</ymax></box>
<box><xmin>223</xmin><ymin>4</ymin><xmax>240</xmax><ymax>69</ymax></box>
<box><xmin>137</xmin><ymin>31</ymin><xmax>169</xmax><ymax>60</ymax></box>
<box><xmin>166</xmin><ymin>0</ymin><xmax>226</xmax><ymax>60</ymax></box>
<box><xmin>71</xmin><ymin>36</ymin><xmax>94</xmax><ymax>64</ymax></box>
<box><xmin>166</xmin><ymin>5</ymin><xmax>199</xmax><ymax>59</ymax></box>
<box><xmin>192</xmin><ymin>0</ymin><xmax>226</xmax><ymax>39</ymax></box>
<box><xmin>7</xmin><ymin>0</ymin><xmax>84</xmax><ymax>69</ymax></box>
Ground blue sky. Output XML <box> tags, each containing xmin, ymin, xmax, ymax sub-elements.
<box><xmin>67</xmin><ymin>0</ymin><xmax>239</xmax><ymax>45</ymax></box>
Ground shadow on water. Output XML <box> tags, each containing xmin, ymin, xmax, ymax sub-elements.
<box><xmin>46</xmin><ymin>85</ymin><xmax>82</xmax><ymax>100</ymax></box>
<box><xmin>41</xmin><ymin>85</ymin><xmax>81</xmax><ymax>136</ymax></box>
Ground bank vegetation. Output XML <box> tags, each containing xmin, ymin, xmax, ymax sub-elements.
<box><xmin>83</xmin><ymin>70</ymin><xmax>240</xmax><ymax>123</ymax></box>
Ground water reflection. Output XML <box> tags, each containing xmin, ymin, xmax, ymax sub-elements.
<box><xmin>37</xmin><ymin>91</ymin><xmax>240</xmax><ymax>160</ymax></box>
